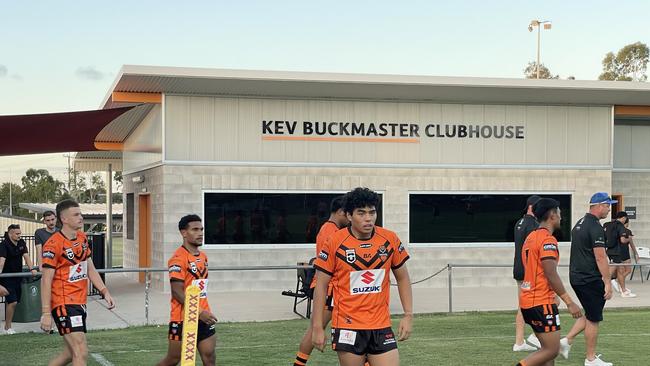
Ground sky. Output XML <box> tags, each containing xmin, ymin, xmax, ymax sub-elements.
<box><xmin>1</xmin><ymin>0</ymin><xmax>649</xmax><ymax>182</ymax></box>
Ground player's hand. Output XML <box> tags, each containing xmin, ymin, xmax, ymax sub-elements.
<box><xmin>199</xmin><ymin>310</ymin><xmax>218</xmax><ymax>325</ymax></box>
<box><xmin>603</xmin><ymin>281</ymin><xmax>613</xmax><ymax>300</ymax></box>
<box><xmin>30</xmin><ymin>269</ymin><xmax>38</xmax><ymax>278</ymax></box>
<box><xmin>103</xmin><ymin>291</ymin><xmax>116</xmax><ymax>309</ymax></box>
<box><xmin>567</xmin><ymin>302</ymin><xmax>582</xmax><ymax>319</ymax></box>
<box><xmin>40</xmin><ymin>313</ymin><xmax>53</xmax><ymax>333</ymax></box>
<box><xmin>635</xmin><ymin>254</ymin><xmax>640</xmax><ymax>263</ymax></box>
<box><xmin>312</xmin><ymin>327</ymin><xmax>326</xmax><ymax>352</ymax></box>
<box><xmin>398</xmin><ymin>314</ymin><xmax>413</xmax><ymax>341</ymax></box>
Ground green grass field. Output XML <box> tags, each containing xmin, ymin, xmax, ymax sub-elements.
<box><xmin>4</xmin><ymin>309</ymin><xmax>649</xmax><ymax>365</ymax></box>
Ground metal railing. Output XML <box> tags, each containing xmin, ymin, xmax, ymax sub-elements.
<box><xmin>1</xmin><ymin>262</ymin><xmax>648</xmax><ymax>323</ymax></box>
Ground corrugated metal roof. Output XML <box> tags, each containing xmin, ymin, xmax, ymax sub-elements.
<box><xmin>95</xmin><ymin>104</ymin><xmax>154</xmax><ymax>143</ymax></box>
<box><xmin>99</xmin><ymin>65</ymin><xmax>650</xmax><ymax>109</ymax></box>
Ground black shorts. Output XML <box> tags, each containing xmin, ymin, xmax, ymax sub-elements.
<box><xmin>168</xmin><ymin>320</ymin><xmax>216</xmax><ymax>343</ymax></box>
<box><xmin>619</xmin><ymin>246</ymin><xmax>631</xmax><ymax>262</ymax></box>
<box><xmin>331</xmin><ymin>327</ymin><xmax>397</xmax><ymax>355</ymax></box>
<box><xmin>572</xmin><ymin>280</ymin><xmax>605</xmax><ymax>323</ymax></box>
<box><xmin>521</xmin><ymin>304</ymin><xmax>561</xmax><ymax>333</ymax></box>
<box><xmin>52</xmin><ymin>305</ymin><xmax>87</xmax><ymax>336</ymax></box>
<box><xmin>0</xmin><ymin>279</ymin><xmax>21</xmax><ymax>304</ymax></box>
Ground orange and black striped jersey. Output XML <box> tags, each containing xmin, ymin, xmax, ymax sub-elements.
<box><xmin>310</xmin><ymin>221</ymin><xmax>340</xmax><ymax>289</ymax></box>
<box><xmin>520</xmin><ymin>228</ymin><xmax>560</xmax><ymax>309</ymax></box>
<box><xmin>41</xmin><ymin>231</ymin><xmax>92</xmax><ymax>308</ymax></box>
<box><xmin>168</xmin><ymin>246</ymin><xmax>211</xmax><ymax>322</ymax></box>
<box><xmin>314</xmin><ymin>226</ymin><xmax>409</xmax><ymax>330</ymax></box>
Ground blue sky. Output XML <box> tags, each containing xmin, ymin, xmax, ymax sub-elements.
<box><xmin>1</xmin><ymin>0</ymin><xmax>648</xmax><ymax>180</ymax></box>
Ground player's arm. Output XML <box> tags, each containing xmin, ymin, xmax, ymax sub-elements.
<box><xmin>87</xmin><ymin>258</ymin><xmax>115</xmax><ymax>309</ymax></box>
<box><xmin>393</xmin><ymin>265</ymin><xmax>413</xmax><ymax>341</ymax></box>
<box><xmin>618</xmin><ymin>227</ymin><xmax>630</xmax><ymax>244</ymax></box>
<box><xmin>34</xmin><ymin>234</ymin><xmax>43</xmax><ymax>267</ymax></box>
<box><xmin>594</xmin><ymin>247</ymin><xmax>612</xmax><ymax>299</ymax></box>
<box><xmin>311</xmin><ymin>269</ymin><xmax>331</xmax><ymax>352</ymax></box>
<box><xmin>540</xmin><ymin>258</ymin><xmax>582</xmax><ymax>318</ymax></box>
<box><xmin>0</xmin><ymin>256</ymin><xmax>5</xmax><ymax>272</ymax></box>
<box><xmin>40</xmin><ymin>266</ymin><xmax>55</xmax><ymax>332</ymax></box>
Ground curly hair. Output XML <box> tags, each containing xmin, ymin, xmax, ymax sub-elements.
<box><xmin>343</xmin><ymin>187</ymin><xmax>380</xmax><ymax>214</ymax></box>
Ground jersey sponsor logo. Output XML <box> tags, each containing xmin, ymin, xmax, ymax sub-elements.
<box><xmin>43</xmin><ymin>251</ymin><xmax>55</xmax><ymax>259</ymax></box>
<box><xmin>70</xmin><ymin>315</ymin><xmax>84</xmax><ymax>328</ymax></box>
<box><xmin>192</xmin><ymin>279</ymin><xmax>209</xmax><ymax>298</ymax></box>
<box><xmin>169</xmin><ymin>265</ymin><xmax>182</xmax><ymax>273</ymax></box>
<box><xmin>345</xmin><ymin>249</ymin><xmax>356</xmax><ymax>263</ymax></box>
<box><xmin>398</xmin><ymin>242</ymin><xmax>405</xmax><ymax>253</ymax></box>
<box><xmin>73</xmin><ymin>242</ymin><xmax>80</xmax><ymax>247</ymax></box>
<box><xmin>318</xmin><ymin>250</ymin><xmax>329</xmax><ymax>261</ymax></box>
<box><xmin>65</xmin><ymin>248</ymin><xmax>75</xmax><ymax>260</ymax></box>
<box><xmin>338</xmin><ymin>329</ymin><xmax>357</xmax><ymax>345</ymax></box>
<box><xmin>68</xmin><ymin>261</ymin><xmax>88</xmax><ymax>282</ymax></box>
<box><xmin>350</xmin><ymin>269</ymin><xmax>385</xmax><ymax>295</ymax></box>
<box><xmin>543</xmin><ymin>243</ymin><xmax>558</xmax><ymax>251</ymax></box>
<box><xmin>520</xmin><ymin>281</ymin><xmax>531</xmax><ymax>290</ymax></box>
<box><xmin>359</xmin><ymin>243</ymin><xmax>372</xmax><ymax>248</ymax></box>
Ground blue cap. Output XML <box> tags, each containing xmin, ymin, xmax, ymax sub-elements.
<box><xmin>589</xmin><ymin>192</ymin><xmax>617</xmax><ymax>205</ymax></box>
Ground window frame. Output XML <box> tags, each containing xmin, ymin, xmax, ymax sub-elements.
<box><xmin>202</xmin><ymin>189</ymin><xmax>384</xmax><ymax>249</ymax></box>
<box><xmin>407</xmin><ymin>191</ymin><xmax>572</xmax><ymax>248</ymax></box>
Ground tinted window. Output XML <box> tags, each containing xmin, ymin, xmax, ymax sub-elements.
<box><xmin>204</xmin><ymin>192</ymin><xmax>383</xmax><ymax>244</ymax></box>
<box><xmin>409</xmin><ymin>194</ymin><xmax>571</xmax><ymax>243</ymax></box>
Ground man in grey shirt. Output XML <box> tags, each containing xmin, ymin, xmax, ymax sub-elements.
<box><xmin>34</xmin><ymin>210</ymin><xmax>57</xmax><ymax>270</ymax></box>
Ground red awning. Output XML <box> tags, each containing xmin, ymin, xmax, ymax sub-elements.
<box><xmin>0</xmin><ymin>106</ymin><xmax>134</xmax><ymax>156</ymax></box>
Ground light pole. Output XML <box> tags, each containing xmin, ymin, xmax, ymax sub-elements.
<box><xmin>528</xmin><ymin>20</ymin><xmax>552</xmax><ymax>79</ymax></box>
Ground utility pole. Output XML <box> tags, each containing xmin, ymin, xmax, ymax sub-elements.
<box><xmin>528</xmin><ymin>20</ymin><xmax>552</xmax><ymax>79</ymax></box>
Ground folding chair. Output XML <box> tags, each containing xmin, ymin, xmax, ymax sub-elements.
<box><xmin>281</xmin><ymin>259</ymin><xmax>315</xmax><ymax>319</ymax></box>
<box><xmin>630</xmin><ymin>246</ymin><xmax>650</xmax><ymax>282</ymax></box>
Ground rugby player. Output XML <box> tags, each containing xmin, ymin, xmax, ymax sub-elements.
<box><xmin>40</xmin><ymin>199</ymin><xmax>115</xmax><ymax>366</ymax></box>
<box><xmin>294</xmin><ymin>195</ymin><xmax>349</xmax><ymax>365</ymax></box>
<box><xmin>157</xmin><ymin>214</ymin><xmax>217</xmax><ymax>366</ymax></box>
<box><xmin>312</xmin><ymin>187</ymin><xmax>413</xmax><ymax>366</ymax></box>
<box><xmin>517</xmin><ymin>198</ymin><xmax>582</xmax><ymax>366</ymax></box>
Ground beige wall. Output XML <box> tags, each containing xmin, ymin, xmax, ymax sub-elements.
<box><xmin>123</xmin><ymin>105</ymin><xmax>163</xmax><ymax>174</ymax></box>
<box><xmin>613</xmin><ymin>171</ymin><xmax>650</xmax><ymax>245</ymax></box>
<box><xmin>125</xmin><ymin>165</ymin><xmax>611</xmax><ymax>291</ymax></box>
<box><xmin>614</xmin><ymin>124</ymin><xmax>650</xmax><ymax>169</ymax></box>
<box><xmin>164</xmin><ymin>96</ymin><xmax>612</xmax><ymax>167</ymax></box>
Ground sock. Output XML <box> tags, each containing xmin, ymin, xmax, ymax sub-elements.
<box><xmin>294</xmin><ymin>352</ymin><xmax>310</xmax><ymax>366</ymax></box>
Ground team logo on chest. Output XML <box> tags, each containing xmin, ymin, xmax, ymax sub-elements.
<box><xmin>345</xmin><ymin>249</ymin><xmax>356</xmax><ymax>264</ymax></box>
<box><xmin>65</xmin><ymin>248</ymin><xmax>75</xmax><ymax>260</ymax></box>
<box><xmin>378</xmin><ymin>246</ymin><xmax>388</xmax><ymax>260</ymax></box>
<box><xmin>189</xmin><ymin>261</ymin><xmax>198</xmax><ymax>274</ymax></box>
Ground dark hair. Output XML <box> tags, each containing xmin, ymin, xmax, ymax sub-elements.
<box><xmin>43</xmin><ymin>210</ymin><xmax>56</xmax><ymax>218</ymax></box>
<box><xmin>7</xmin><ymin>224</ymin><xmax>20</xmax><ymax>231</ymax></box>
<box><xmin>533</xmin><ymin>198</ymin><xmax>560</xmax><ymax>222</ymax></box>
<box><xmin>615</xmin><ymin>211</ymin><xmax>628</xmax><ymax>219</ymax></box>
<box><xmin>178</xmin><ymin>214</ymin><xmax>202</xmax><ymax>231</ymax></box>
<box><xmin>56</xmin><ymin>199</ymin><xmax>80</xmax><ymax>223</ymax></box>
<box><xmin>343</xmin><ymin>187</ymin><xmax>380</xmax><ymax>214</ymax></box>
<box><xmin>330</xmin><ymin>195</ymin><xmax>345</xmax><ymax>213</ymax></box>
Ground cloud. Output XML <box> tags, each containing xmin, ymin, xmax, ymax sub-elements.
<box><xmin>75</xmin><ymin>66</ymin><xmax>107</xmax><ymax>81</ymax></box>
<box><xmin>11</xmin><ymin>74</ymin><xmax>23</xmax><ymax>81</ymax></box>
<box><xmin>0</xmin><ymin>65</ymin><xmax>7</xmax><ymax>77</ymax></box>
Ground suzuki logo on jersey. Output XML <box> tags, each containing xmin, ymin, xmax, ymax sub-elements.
<box><xmin>68</xmin><ymin>261</ymin><xmax>88</xmax><ymax>282</ymax></box>
<box><xmin>361</xmin><ymin>271</ymin><xmax>375</xmax><ymax>284</ymax></box>
<box><xmin>345</xmin><ymin>249</ymin><xmax>356</xmax><ymax>263</ymax></box>
<box><xmin>192</xmin><ymin>279</ymin><xmax>209</xmax><ymax>298</ymax></box>
<box><xmin>350</xmin><ymin>269</ymin><xmax>385</xmax><ymax>295</ymax></box>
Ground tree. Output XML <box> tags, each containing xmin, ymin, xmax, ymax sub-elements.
<box><xmin>20</xmin><ymin>168</ymin><xmax>66</xmax><ymax>203</ymax></box>
<box><xmin>0</xmin><ymin>182</ymin><xmax>26</xmax><ymax>216</ymax></box>
<box><xmin>524</xmin><ymin>62</ymin><xmax>559</xmax><ymax>79</ymax></box>
<box><xmin>599</xmin><ymin>42</ymin><xmax>649</xmax><ymax>81</ymax></box>
<box><xmin>114</xmin><ymin>171</ymin><xmax>123</xmax><ymax>192</ymax></box>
